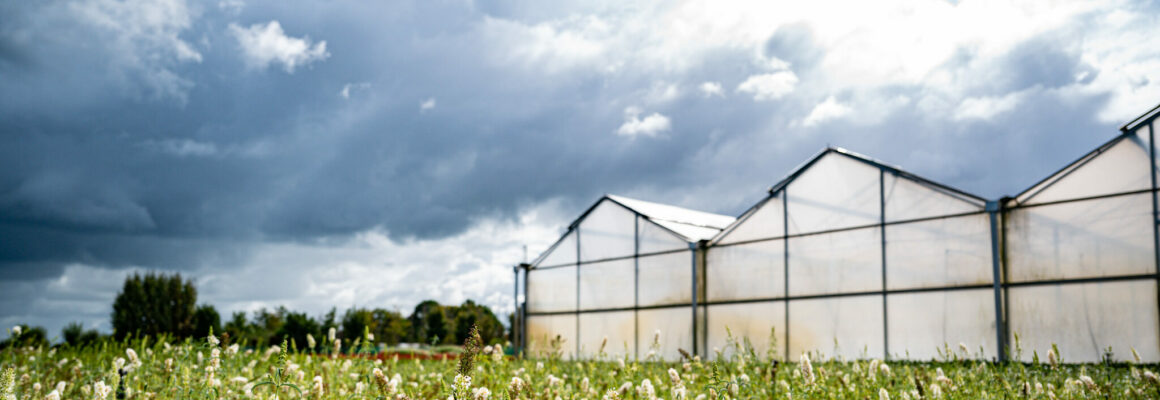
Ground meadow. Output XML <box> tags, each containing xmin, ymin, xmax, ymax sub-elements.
<box><xmin>2</xmin><ymin>327</ymin><xmax>1159</xmax><ymax>400</ymax></box>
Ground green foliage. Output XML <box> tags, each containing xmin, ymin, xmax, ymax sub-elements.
<box><xmin>192</xmin><ymin>304</ymin><xmax>222</xmax><ymax>340</ymax></box>
<box><xmin>61</xmin><ymin>322</ymin><xmax>102</xmax><ymax>348</ymax></box>
<box><xmin>111</xmin><ymin>272</ymin><xmax>198</xmax><ymax>340</ymax></box>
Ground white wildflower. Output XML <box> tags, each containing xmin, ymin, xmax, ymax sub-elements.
<box><xmin>800</xmin><ymin>353</ymin><xmax>815</xmax><ymax>384</ymax></box>
<box><xmin>328</xmin><ymin>327</ymin><xmax>336</xmax><ymax>342</ymax></box>
<box><xmin>471</xmin><ymin>387</ymin><xmax>490</xmax><ymax>400</ymax></box>
<box><xmin>208</xmin><ymin>333</ymin><xmax>220</xmax><ymax>347</ymax></box>
<box><xmin>307</xmin><ymin>334</ymin><xmax>316</xmax><ymax>349</ymax></box>
<box><xmin>668</xmin><ymin>368</ymin><xmax>681</xmax><ymax>385</ymax></box>
<box><xmin>879</xmin><ymin>388</ymin><xmax>890</xmax><ymax>400</ymax></box>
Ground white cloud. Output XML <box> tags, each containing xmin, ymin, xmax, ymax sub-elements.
<box><xmin>69</xmin><ymin>0</ymin><xmax>202</xmax><ymax>102</ymax></box>
<box><xmin>230</xmin><ymin>21</ymin><xmax>329</xmax><ymax>73</ymax></box>
<box><xmin>339</xmin><ymin>82</ymin><xmax>371</xmax><ymax>99</ymax></box>
<box><xmin>954</xmin><ymin>92</ymin><xmax>1026</xmax><ymax>121</ymax></box>
<box><xmin>420</xmin><ymin>98</ymin><xmax>436</xmax><ymax>111</ymax></box>
<box><xmin>736</xmin><ymin>71</ymin><xmax>798</xmax><ymax>101</ymax></box>
<box><xmin>617</xmin><ymin>106</ymin><xmax>672</xmax><ymax>137</ymax></box>
<box><xmin>699</xmin><ymin>82</ymin><xmax>725</xmax><ymax>98</ymax></box>
<box><xmin>480</xmin><ymin>15</ymin><xmax>611</xmax><ymax>73</ymax></box>
<box><xmin>802</xmin><ymin>96</ymin><xmax>853</xmax><ymax>127</ymax></box>
<box><xmin>646</xmin><ymin>81</ymin><xmax>681</xmax><ymax>103</ymax></box>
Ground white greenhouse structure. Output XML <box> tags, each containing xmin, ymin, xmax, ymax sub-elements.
<box><xmin>513</xmin><ymin>104</ymin><xmax>1160</xmax><ymax>363</ymax></box>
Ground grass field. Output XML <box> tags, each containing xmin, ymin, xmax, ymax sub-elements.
<box><xmin>2</xmin><ymin>331</ymin><xmax>1159</xmax><ymax>400</ymax></box>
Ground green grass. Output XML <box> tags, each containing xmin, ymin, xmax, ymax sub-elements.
<box><xmin>2</xmin><ymin>335</ymin><xmax>1159</xmax><ymax>399</ymax></box>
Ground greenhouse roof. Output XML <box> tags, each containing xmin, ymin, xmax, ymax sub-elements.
<box><xmin>605</xmin><ymin>194</ymin><xmax>736</xmax><ymax>242</ymax></box>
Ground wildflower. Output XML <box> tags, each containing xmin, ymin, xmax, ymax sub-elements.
<box><xmin>602</xmin><ymin>390</ymin><xmax>621</xmax><ymax>400</ymax></box>
<box><xmin>617</xmin><ymin>382</ymin><xmax>633</xmax><ymax>396</ymax></box>
<box><xmin>227</xmin><ymin>343</ymin><xmax>240</xmax><ymax>356</ymax></box>
<box><xmin>1</xmin><ymin>368</ymin><xmax>15</xmax><ymax>400</ymax></box>
<box><xmin>44</xmin><ymin>390</ymin><xmax>59</xmax><ymax>400</ymax></box>
<box><xmin>94</xmin><ymin>381</ymin><xmax>111</xmax><ymax>400</ymax></box>
<box><xmin>879</xmin><ymin>388</ymin><xmax>890</xmax><ymax>400</ymax></box>
<box><xmin>312</xmin><ymin>376</ymin><xmax>324</xmax><ymax>396</ymax></box>
<box><xmin>637</xmin><ymin>379</ymin><xmax>655</xmax><ymax>400</ymax></box>
<box><xmin>1078</xmin><ymin>375</ymin><xmax>1096</xmax><ymax>390</ymax></box>
<box><xmin>1047</xmin><ymin>348</ymin><xmax>1058</xmax><ymax>368</ymax></box>
<box><xmin>800</xmin><ymin>353</ymin><xmax>815</xmax><ymax>384</ymax></box>
<box><xmin>53</xmin><ymin>382</ymin><xmax>64</xmax><ymax>395</ymax></box>
<box><xmin>126</xmin><ymin>348</ymin><xmax>142</xmax><ymax>369</ymax></box>
<box><xmin>1144</xmin><ymin>370</ymin><xmax>1160</xmax><ymax>384</ymax></box>
<box><xmin>580</xmin><ymin>377</ymin><xmax>590</xmax><ymax>393</ymax></box>
<box><xmin>880</xmin><ymin>362</ymin><xmax>892</xmax><ymax>376</ymax></box>
<box><xmin>328</xmin><ymin>327</ymin><xmax>336</xmax><ymax>342</ymax></box>
<box><xmin>454</xmin><ymin>374</ymin><xmax>472</xmax><ymax>393</ymax></box>
<box><xmin>668</xmin><ymin>368</ymin><xmax>681</xmax><ymax>385</ymax></box>
<box><xmin>508</xmin><ymin>376</ymin><xmax>524</xmax><ymax>397</ymax></box>
<box><xmin>935</xmin><ymin>368</ymin><xmax>952</xmax><ymax>388</ymax></box>
<box><xmin>930</xmin><ymin>383</ymin><xmax>942</xmax><ymax>398</ymax></box>
<box><xmin>1132</xmin><ymin>347</ymin><xmax>1142</xmax><ymax>364</ymax></box>
<box><xmin>208</xmin><ymin>333</ymin><xmax>220</xmax><ymax>347</ymax></box>
<box><xmin>334</xmin><ymin>339</ymin><xmax>342</xmax><ymax>355</ymax></box>
<box><xmin>471</xmin><ymin>387</ymin><xmax>490</xmax><ymax>400</ymax></box>
<box><xmin>231</xmin><ymin>377</ymin><xmax>249</xmax><ymax>384</ymax></box>
<box><xmin>547</xmin><ymin>375</ymin><xmax>563</xmax><ymax>387</ymax></box>
<box><xmin>10</xmin><ymin>326</ymin><xmax>20</xmax><ymax>337</ymax></box>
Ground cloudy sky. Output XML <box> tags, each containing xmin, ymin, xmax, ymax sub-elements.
<box><xmin>2</xmin><ymin>0</ymin><xmax>1159</xmax><ymax>339</ymax></box>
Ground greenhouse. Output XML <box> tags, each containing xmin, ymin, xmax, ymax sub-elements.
<box><xmin>516</xmin><ymin>104</ymin><xmax>1160</xmax><ymax>363</ymax></box>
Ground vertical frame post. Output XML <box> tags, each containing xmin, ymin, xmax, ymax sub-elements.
<box><xmin>575</xmin><ymin>228</ymin><xmax>581</xmax><ymax>358</ymax></box>
<box><xmin>782</xmin><ymin>190</ymin><xmax>791</xmax><ymax>360</ymax></box>
<box><xmin>986</xmin><ymin>200</ymin><xmax>1006</xmax><ymax>362</ymax></box>
<box><xmin>513</xmin><ymin>265</ymin><xmax>519</xmax><ymax>355</ymax></box>
<box><xmin>634</xmin><ymin>215</ymin><xmax>640</xmax><ymax>361</ymax></box>
<box><xmin>879</xmin><ymin>169</ymin><xmax>889</xmax><ymax>360</ymax></box>
<box><xmin>690</xmin><ymin>241</ymin><xmax>699</xmax><ymax>358</ymax></box>
<box><xmin>1148</xmin><ymin>120</ymin><xmax>1160</xmax><ymax>352</ymax></box>
<box><xmin>522</xmin><ymin>265</ymin><xmax>529</xmax><ymax>356</ymax></box>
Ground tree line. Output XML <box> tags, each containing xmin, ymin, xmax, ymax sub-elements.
<box><xmin>2</xmin><ymin>272</ymin><xmax>507</xmax><ymax>349</ymax></box>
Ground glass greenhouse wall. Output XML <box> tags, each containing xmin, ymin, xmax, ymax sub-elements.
<box><xmin>523</xmin><ymin>195</ymin><xmax>735</xmax><ymax>361</ymax></box>
<box><xmin>519</xmin><ymin>104</ymin><xmax>1160</xmax><ymax>363</ymax></box>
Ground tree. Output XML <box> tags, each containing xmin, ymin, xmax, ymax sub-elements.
<box><xmin>342</xmin><ymin>308</ymin><xmax>375</xmax><ymax>342</ymax></box>
<box><xmin>193</xmin><ymin>304</ymin><xmax>222</xmax><ymax>340</ymax></box>
<box><xmin>111</xmin><ymin>272</ymin><xmax>197</xmax><ymax>340</ymax></box>
<box><xmin>452</xmin><ymin>300</ymin><xmax>505</xmax><ymax>345</ymax></box>
<box><xmin>276</xmin><ymin>310</ymin><xmax>321</xmax><ymax>351</ymax></box>
<box><xmin>408</xmin><ymin>300</ymin><xmax>455</xmax><ymax>345</ymax></box>
<box><xmin>224</xmin><ymin>311</ymin><xmax>252</xmax><ymax>345</ymax></box>
<box><xmin>61</xmin><ymin>322</ymin><xmax>101</xmax><ymax>348</ymax></box>
<box><xmin>371</xmin><ymin>308</ymin><xmax>410</xmax><ymax>345</ymax></box>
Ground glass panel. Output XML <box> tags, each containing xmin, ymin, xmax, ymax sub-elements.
<box><xmin>883</xmin><ymin>173</ymin><xmax>982</xmax><ymax>222</ymax></box>
<box><xmin>706</xmin><ymin>240</ymin><xmax>784</xmax><ymax>302</ymax></box>
<box><xmin>1020</xmin><ymin>136</ymin><xmax>1152</xmax><ymax>205</ymax></box>
<box><xmin>717</xmin><ymin>195</ymin><xmax>784</xmax><ymax>244</ymax></box>
<box><xmin>536</xmin><ymin>230</ymin><xmax>576</xmax><ymax>268</ymax></box>
<box><xmin>706</xmin><ymin>302</ymin><xmax>785</xmax><ymax>361</ymax></box>
<box><xmin>579</xmin><ymin>201</ymin><xmax>637</xmax><ymax>262</ymax></box>
<box><xmin>788</xmin><ymin>294</ymin><xmax>884</xmax><ymax>361</ymax></box>
<box><xmin>637</xmin><ymin>307</ymin><xmax>693</xmax><ymax>361</ymax></box>
<box><xmin>578</xmin><ymin>311</ymin><xmax>635</xmax><ymax>359</ymax></box>
<box><xmin>579</xmin><ymin>258</ymin><xmax>635</xmax><ymax>310</ymax></box>
<box><xmin>788</xmin><ymin>227</ymin><xmax>882</xmax><ymax>296</ymax></box>
<box><xmin>526</xmin><ymin>314</ymin><xmax>577</xmax><ymax>359</ymax></box>
<box><xmin>1006</xmin><ymin>193</ymin><xmax>1154</xmax><ymax>282</ymax></box>
<box><xmin>638</xmin><ymin>251</ymin><xmax>692</xmax><ymax>306</ymax></box>
<box><xmin>1008</xmin><ymin>280</ymin><xmax>1159</xmax><ymax>363</ymax></box>
<box><xmin>786</xmin><ymin>153</ymin><xmax>881</xmax><ymax>234</ymax></box>
<box><xmin>526</xmin><ymin>266</ymin><xmax>576</xmax><ymax>313</ymax></box>
<box><xmin>886</xmin><ymin>289</ymin><xmax>996</xmax><ymax>360</ymax></box>
<box><xmin>638</xmin><ymin>217</ymin><xmax>689</xmax><ymax>254</ymax></box>
<box><xmin>885</xmin><ymin>215</ymin><xmax>992</xmax><ymax>290</ymax></box>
